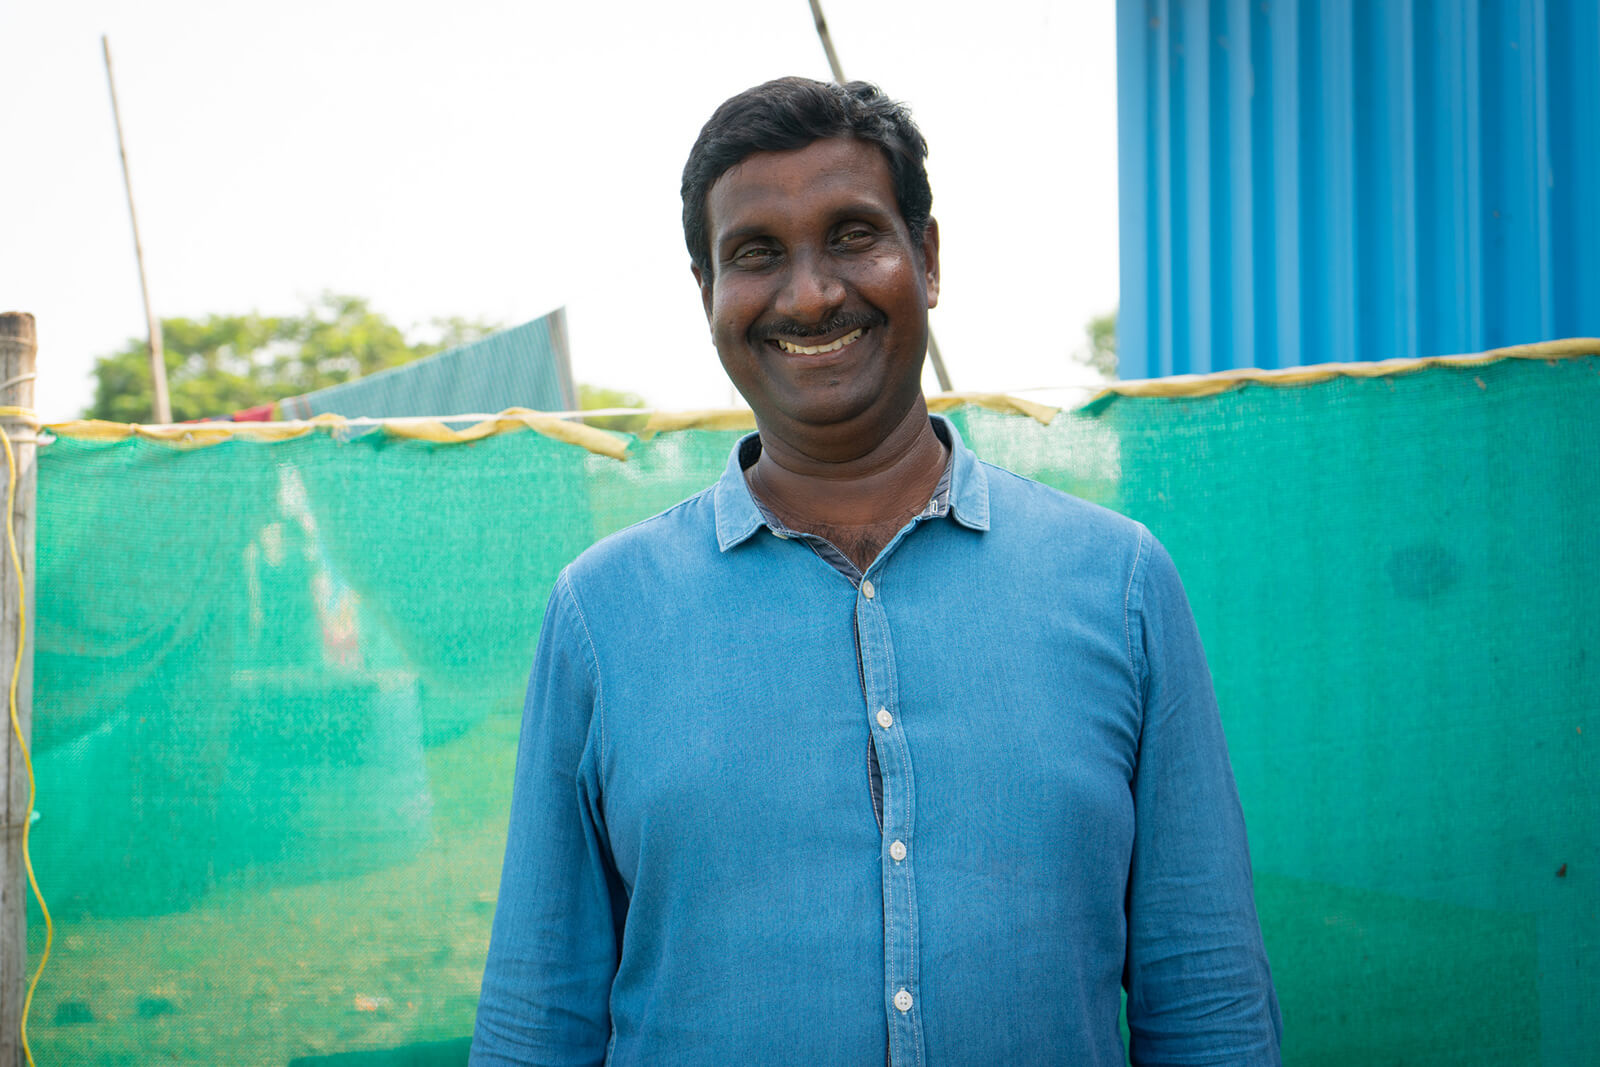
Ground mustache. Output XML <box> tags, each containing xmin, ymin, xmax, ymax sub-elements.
<box><xmin>750</xmin><ymin>311</ymin><xmax>883</xmax><ymax>343</ymax></box>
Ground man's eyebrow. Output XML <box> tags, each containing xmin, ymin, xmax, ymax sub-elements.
<box><xmin>714</xmin><ymin>225</ymin><xmax>772</xmax><ymax>255</ymax></box>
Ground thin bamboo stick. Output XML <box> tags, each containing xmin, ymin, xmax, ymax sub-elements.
<box><xmin>103</xmin><ymin>36</ymin><xmax>171</xmax><ymax>424</ymax></box>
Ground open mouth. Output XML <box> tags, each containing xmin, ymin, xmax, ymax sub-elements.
<box><xmin>772</xmin><ymin>328</ymin><xmax>864</xmax><ymax>356</ymax></box>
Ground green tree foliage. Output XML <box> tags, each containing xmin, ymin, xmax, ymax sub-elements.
<box><xmin>1080</xmin><ymin>308</ymin><xmax>1118</xmax><ymax>379</ymax></box>
<box><xmin>84</xmin><ymin>293</ymin><xmax>498</xmax><ymax>422</ymax></box>
<box><xmin>578</xmin><ymin>383</ymin><xmax>650</xmax><ymax>434</ymax></box>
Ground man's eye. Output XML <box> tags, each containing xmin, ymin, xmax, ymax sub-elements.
<box><xmin>836</xmin><ymin>228</ymin><xmax>873</xmax><ymax>246</ymax></box>
<box><xmin>736</xmin><ymin>246</ymin><xmax>775</xmax><ymax>262</ymax></box>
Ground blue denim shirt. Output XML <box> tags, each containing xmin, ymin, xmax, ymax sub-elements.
<box><xmin>472</xmin><ymin>418</ymin><xmax>1281</xmax><ymax>1065</ymax></box>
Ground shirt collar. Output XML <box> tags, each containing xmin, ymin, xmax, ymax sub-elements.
<box><xmin>713</xmin><ymin>414</ymin><xmax>991</xmax><ymax>552</ymax></box>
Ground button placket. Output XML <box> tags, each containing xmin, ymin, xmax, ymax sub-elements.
<box><xmin>855</xmin><ymin>576</ymin><xmax>922</xmax><ymax>1065</ymax></box>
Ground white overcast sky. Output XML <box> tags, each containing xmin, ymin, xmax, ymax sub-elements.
<box><xmin>1</xmin><ymin>1</ymin><xmax>1119</xmax><ymax>421</ymax></box>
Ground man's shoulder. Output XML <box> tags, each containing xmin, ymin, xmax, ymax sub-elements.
<box><xmin>564</xmin><ymin>484</ymin><xmax>720</xmax><ymax>587</ymax></box>
<box><xmin>978</xmin><ymin>459</ymin><xmax>1147</xmax><ymax>542</ymax></box>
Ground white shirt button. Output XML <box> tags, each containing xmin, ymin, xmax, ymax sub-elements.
<box><xmin>876</xmin><ymin>708</ymin><xmax>893</xmax><ymax>729</ymax></box>
<box><xmin>861</xmin><ymin>579</ymin><xmax>876</xmax><ymax>599</ymax></box>
<box><xmin>894</xmin><ymin>989</ymin><xmax>913</xmax><ymax>1012</ymax></box>
<box><xmin>889</xmin><ymin>840</ymin><xmax>907</xmax><ymax>861</ymax></box>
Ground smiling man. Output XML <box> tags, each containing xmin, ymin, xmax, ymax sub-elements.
<box><xmin>471</xmin><ymin>77</ymin><xmax>1281</xmax><ymax>1066</ymax></box>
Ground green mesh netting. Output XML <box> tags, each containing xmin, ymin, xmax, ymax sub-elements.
<box><xmin>24</xmin><ymin>352</ymin><xmax>1598</xmax><ymax>1065</ymax></box>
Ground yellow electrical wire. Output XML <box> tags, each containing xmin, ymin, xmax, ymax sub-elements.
<box><xmin>0</xmin><ymin>405</ymin><xmax>49</xmax><ymax>1067</ymax></box>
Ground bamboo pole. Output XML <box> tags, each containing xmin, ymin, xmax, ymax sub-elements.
<box><xmin>103</xmin><ymin>35</ymin><xmax>171</xmax><ymax>424</ymax></box>
<box><xmin>805</xmin><ymin>0</ymin><xmax>953</xmax><ymax>392</ymax></box>
<box><xmin>806</xmin><ymin>0</ymin><xmax>848</xmax><ymax>83</ymax></box>
<box><xmin>0</xmin><ymin>311</ymin><xmax>38</xmax><ymax>1067</ymax></box>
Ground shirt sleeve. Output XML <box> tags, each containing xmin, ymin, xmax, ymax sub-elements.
<box><xmin>1123</xmin><ymin>531</ymin><xmax>1283</xmax><ymax>1066</ymax></box>
<box><xmin>471</xmin><ymin>571</ymin><xmax>623</xmax><ymax>1066</ymax></box>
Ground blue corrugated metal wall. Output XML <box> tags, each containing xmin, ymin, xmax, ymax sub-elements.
<box><xmin>1116</xmin><ymin>0</ymin><xmax>1600</xmax><ymax>378</ymax></box>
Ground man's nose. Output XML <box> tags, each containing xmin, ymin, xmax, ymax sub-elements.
<box><xmin>776</xmin><ymin>250</ymin><xmax>845</xmax><ymax>323</ymax></box>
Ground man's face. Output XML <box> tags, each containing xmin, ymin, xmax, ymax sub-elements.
<box><xmin>693</xmin><ymin>137</ymin><xmax>939</xmax><ymax>444</ymax></box>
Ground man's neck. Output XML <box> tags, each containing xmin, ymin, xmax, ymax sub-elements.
<box><xmin>744</xmin><ymin>400</ymin><xmax>948</xmax><ymax>564</ymax></box>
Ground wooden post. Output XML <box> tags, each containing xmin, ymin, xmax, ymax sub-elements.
<box><xmin>0</xmin><ymin>311</ymin><xmax>37</xmax><ymax>1067</ymax></box>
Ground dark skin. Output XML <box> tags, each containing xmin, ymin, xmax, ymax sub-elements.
<box><xmin>742</xmin><ymin>408</ymin><xmax>946</xmax><ymax>570</ymax></box>
<box><xmin>692</xmin><ymin>138</ymin><xmax>947</xmax><ymax>570</ymax></box>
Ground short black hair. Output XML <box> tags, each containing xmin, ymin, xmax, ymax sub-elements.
<box><xmin>681</xmin><ymin>76</ymin><xmax>932</xmax><ymax>277</ymax></box>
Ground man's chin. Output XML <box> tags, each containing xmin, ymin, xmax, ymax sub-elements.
<box><xmin>754</xmin><ymin>384</ymin><xmax>924</xmax><ymax>439</ymax></box>
<box><xmin>752</xmin><ymin>394</ymin><xmax>870</xmax><ymax>432</ymax></box>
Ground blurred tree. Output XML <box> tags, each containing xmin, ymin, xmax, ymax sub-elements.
<box><xmin>84</xmin><ymin>293</ymin><xmax>498</xmax><ymax>422</ymax></box>
<box><xmin>578</xmin><ymin>383</ymin><xmax>650</xmax><ymax>434</ymax></box>
<box><xmin>1078</xmin><ymin>308</ymin><xmax>1118</xmax><ymax>379</ymax></box>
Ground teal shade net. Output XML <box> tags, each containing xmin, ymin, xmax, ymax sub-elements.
<box><xmin>24</xmin><ymin>349</ymin><xmax>1598</xmax><ymax>1064</ymax></box>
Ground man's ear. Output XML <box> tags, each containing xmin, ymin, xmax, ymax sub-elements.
<box><xmin>921</xmin><ymin>218</ymin><xmax>941</xmax><ymax>309</ymax></box>
<box><xmin>692</xmin><ymin>263</ymin><xmax>714</xmax><ymax>322</ymax></box>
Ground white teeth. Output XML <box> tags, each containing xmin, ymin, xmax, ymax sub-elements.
<box><xmin>775</xmin><ymin>328</ymin><xmax>863</xmax><ymax>355</ymax></box>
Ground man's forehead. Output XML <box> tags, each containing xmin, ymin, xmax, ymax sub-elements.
<box><xmin>705</xmin><ymin>137</ymin><xmax>898</xmax><ymax>231</ymax></box>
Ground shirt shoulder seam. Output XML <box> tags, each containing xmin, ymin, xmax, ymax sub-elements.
<box><xmin>1124</xmin><ymin>523</ymin><xmax>1151</xmax><ymax>696</ymax></box>
<box><xmin>555</xmin><ymin>568</ymin><xmax>607</xmax><ymax>775</ymax></box>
